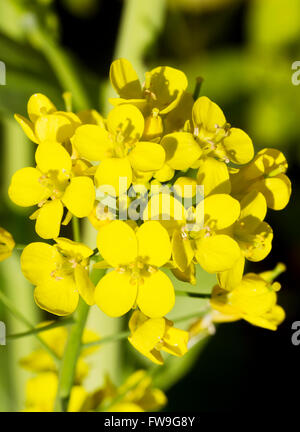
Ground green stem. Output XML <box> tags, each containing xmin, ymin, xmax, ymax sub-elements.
<box><xmin>72</xmin><ymin>216</ymin><xmax>81</xmax><ymax>242</ymax></box>
<box><xmin>54</xmin><ymin>298</ymin><xmax>89</xmax><ymax>412</ymax></box>
<box><xmin>193</xmin><ymin>76</ymin><xmax>204</xmax><ymax>101</ymax></box>
<box><xmin>6</xmin><ymin>317</ymin><xmax>75</xmax><ymax>340</ymax></box>
<box><xmin>82</xmin><ymin>330</ymin><xmax>130</xmax><ymax>350</ymax></box>
<box><xmin>175</xmin><ymin>290</ymin><xmax>211</xmax><ymax>299</ymax></box>
<box><xmin>54</xmin><ymin>217</ymin><xmax>89</xmax><ymax>412</ymax></box>
<box><xmin>0</xmin><ymin>290</ymin><xmax>59</xmax><ymax>363</ymax></box>
<box><xmin>15</xmin><ymin>244</ymin><xmax>27</xmax><ymax>251</ymax></box>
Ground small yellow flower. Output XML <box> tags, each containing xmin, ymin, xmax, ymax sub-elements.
<box><xmin>192</xmin><ymin>96</ymin><xmax>254</xmax><ymax>165</ymax></box>
<box><xmin>109</xmin><ymin>58</ymin><xmax>188</xmax><ymax>116</ymax></box>
<box><xmin>0</xmin><ymin>227</ymin><xmax>15</xmax><ymax>262</ymax></box>
<box><xmin>230</xmin><ymin>148</ymin><xmax>292</xmax><ymax>210</ymax></box>
<box><xmin>230</xmin><ymin>191</ymin><xmax>273</xmax><ymax>262</ymax></box>
<box><xmin>110</xmin><ymin>370</ymin><xmax>167</xmax><ymax>412</ymax></box>
<box><xmin>144</xmin><ymin>193</ymin><xmax>241</xmax><ymax>274</ymax></box>
<box><xmin>72</xmin><ymin>104</ymin><xmax>166</xmax><ymax>195</ymax></box>
<box><xmin>211</xmin><ymin>267</ymin><xmax>285</xmax><ymax>331</ymax></box>
<box><xmin>94</xmin><ymin>220</ymin><xmax>175</xmax><ymax>318</ymax></box>
<box><xmin>128</xmin><ymin>310</ymin><xmax>189</xmax><ymax>365</ymax></box>
<box><xmin>15</xmin><ymin>93</ymin><xmax>81</xmax><ymax>145</ymax></box>
<box><xmin>21</xmin><ymin>238</ymin><xmax>96</xmax><ymax>315</ymax></box>
<box><xmin>9</xmin><ymin>143</ymin><xmax>95</xmax><ymax>238</ymax></box>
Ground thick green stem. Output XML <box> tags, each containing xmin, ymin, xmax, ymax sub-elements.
<box><xmin>54</xmin><ymin>298</ymin><xmax>89</xmax><ymax>412</ymax></box>
<box><xmin>72</xmin><ymin>216</ymin><xmax>81</xmax><ymax>242</ymax></box>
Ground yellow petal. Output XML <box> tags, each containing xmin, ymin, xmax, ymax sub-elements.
<box><xmin>94</xmin><ymin>270</ymin><xmax>137</xmax><ymax>317</ymax></box>
<box><xmin>55</xmin><ymin>238</ymin><xmax>93</xmax><ymax>258</ymax></box>
<box><xmin>14</xmin><ymin>114</ymin><xmax>38</xmax><ymax>143</ymax></box>
<box><xmin>20</xmin><ymin>348</ymin><xmax>56</xmax><ymax>373</ymax></box>
<box><xmin>172</xmin><ymin>263</ymin><xmax>196</xmax><ymax>285</ymax></box>
<box><xmin>196</xmin><ymin>157</ymin><xmax>231</xmax><ymax>196</ymax></box>
<box><xmin>0</xmin><ymin>228</ymin><xmax>15</xmax><ymax>263</ymax></box>
<box><xmin>230</xmin><ymin>274</ymin><xmax>276</xmax><ymax>316</ymax></box>
<box><xmin>35</xmin><ymin>142</ymin><xmax>72</xmax><ymax>174</ymax></box>
<box><xmin>35</xmin><ymin>113</ymin><xmax>78</xmax><ymax>144</ymax></box>
<box><xmin>136</xmin><ymin>221</ymin><xmax>171</xmax><ymax>267</ymax></box>
<box><xmin>97</xmin><ymin>220</ymin><xmax>137</xmax><ymax>267</ymax></box>
<box><xmin>21</xmin><ymin>242</ymin><xmax>60</xmax><ymax>286</ymax></box>
<box><xmin>129</xmin><ymin>317</ymin><xmax>166</xmax><ymax>355</ymax></box>
<box><xmin>25</xmin><ymin>372</ymin><xmax>57</xmax><ymax>411</ymax></box>
<box><xmin>145</xmin><ymin>66</ymin><xmax>188</xmax><ymax>114</ymax></box>
<box><xmin>192</xmin><ymin>96</ymin><xmax>226</xmax><ymax>133</ymax></box>
<box><xmin>137</xmin><ymin>270</ymin><xmax>175</xmax><ymax>318</ymax></box>
<box><xmin>143</xmin><ymin>193</ymin><xmax>186</xmax><ymax>235</ymax></box>
<box><xmin>34</xmin><ymin>275</ymin><xmax>79</xmax><ymax>316</ymax></box>
<box><xmin>161</xmin><ymin>132</ymin><xmax>202</xmax><ymax>170</ymax></box>
<box><xmin>239</xmin><ymin>191</ymin><xmax>267</xmax><ymax>224</ymax></box>
<box><xmin>95</xmin><ymin>157</ymin><xmax>132</xmax><ymax>196</ymax></box>
<box><xmin>128</xmin><ymin>142</ymin><xmax>165</xmax><ymax>172</ymax></box>
<box><xmin>223</xmin><ymin>128</ymin><xmax>254</xmax><ymax>165</ymax></box>
<box><xmin>173</xmin><ymin>177</ymin><xmax>198</xmax><ymax>198</ymax></box>
<box><xmin>241</xmin><ymin>221</ymin><xmax>273</xmax><ymax>262</ymax></box>
<box><xmin>62</xmin><ymin>176</ymin><xmax>95</xmax><ymax>218</ymax></box>
<box><xmin>162</xmin><ymin>326</ymin><xmax>189</xmax><ymax>357</ymax></box>
<box><xmin>153</xmin><ymin>164</ymin><xmax>175</xmax><ymax>182</ymax></box>
<box><xmin>35</xmin><ymin>199</ymin><xmax>63</xmax><ymax>239</ymax></box>
<box><xmin>8</xmin><ymin>167</ymin><xmax>50</xmax><ymax>207</ymax></box>
<box><xmin>217</xmin><ymin>254</ymin><xmax>245</xmax><ymax>291</ymax></box>
<box><xmin>74</xmin><ymin>266</ymin><xmax>95</xmax><ymax>306</ymax></box>
<box><xmin>71</xmin><ymin>125</ymin><xmax>113</xmax><ymax>161</ymax></box>
<box><xmin>244</xmin><ymin>305</ymin><xmax>285</xmax><ymax>331</ymax></box>
<box><xmin>196</xmin><ymin>235</ymin><xmax>240</xmax><ymax>273</ymax></box>
<box><xmin>27</xmin><ymin>93</ymin><xmax>56</xmax><ymax>123</ymax></box>
<box><xmin>109</xmin><ymin>58</ymin><xmax>142</xmax><ymax>99</ymax></box>
<box><xmin>107</xmin><ymin>104</ymin><xmax>144</xmax><ymax>143</ymax></box>
<box><xmin>171</xmin><ymin>230</ymin><xmax>194</xmax><ymax>272</ymax></box>
<box><xmin>252</xmin><ymin>174</ymin><xmax>292</xmax><ymax>210</ymax></box>
<box><xmin>197</xmin><ymin>194</ymin><xmax>240</xmax><ymax>230</ymax></box>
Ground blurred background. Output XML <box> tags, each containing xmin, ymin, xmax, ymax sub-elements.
<box><xmin>0</xmin><ymin>0</ymin><xmax>300</xmax><ymax>412</ymax></box>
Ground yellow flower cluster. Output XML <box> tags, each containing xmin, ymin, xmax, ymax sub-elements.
<box><xmin>20</xmin><ymin>322</ymin><xmax>166</xmax><ymax>412</ymax></box>
<box><xmin>6</xmin><ymin>58</ymin><xmax>291</xmax><ymax>365</ymax></box>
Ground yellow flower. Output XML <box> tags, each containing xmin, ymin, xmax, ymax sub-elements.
<box><xmin>21</xmin><ymin>238</ymin><xmax>95</xmax><ymax>315</ymax></box>
<box><xmin>211</xmin><ymin>267</ymin><xmax>285</xmax><ymax>331</ymax></box>
<box><xmin>15</xmin><ymin>93</ymin><xmax>81</xmax><ymax>145</ymax></box>
<box><xmin>144</xmin><ymin>193</ymin><xmax>241</xmax><ymax>274</ymax></box>
<box><xmin>110</xmin><ymin>370</ymin><xmax>167</xmax><ymax>412</ymax></box>
<box><xmin>109</xmin><ymin>58</ymin><xmax>188</xmax><ymax>116</ymax></box>
<box><xmin>228</xmin><ymin>191</ymin><xmax>273</xmax><ymax>262</ymax></box>
<box><xmin>230</xmin><ymin>148</ymin><xmax>292</xmax><ymax>210</ymax></box>
<box><xmin>23</xmin><ymin>372</ymin><xmax>88</xmax><ymax>412</ymax></box>
<box><xmin>192</xmin><ymin>96</ymin><xmax>254</xmax><ymax>165</ymax></box>
<box><xmin>128</xmin><ymin>310</ymin><xmax>189</xmax><ymax>365</ymax></box>
<box><xmin>72</xmin><ymin>104</ymin><xmax>166</xmax><ymax>195</ymax></box>
<box><xmin>20</xmin><ymin>321</ymin><xmax>99</xmax><ymax>381</ymax></box>
<box><xmin>9</xmin><ymin>143</ymin><xmax>95</xmax><ymax>239</ymax></box>
<box><xmin>0</xmin><ymin>227</ymin><xmax>15</xmax><ymax>262</ymax></box>
<box><xmin>94</xmin><ymin>220</ymin><xmax>175</xmax><ymax>318</ymax></box>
